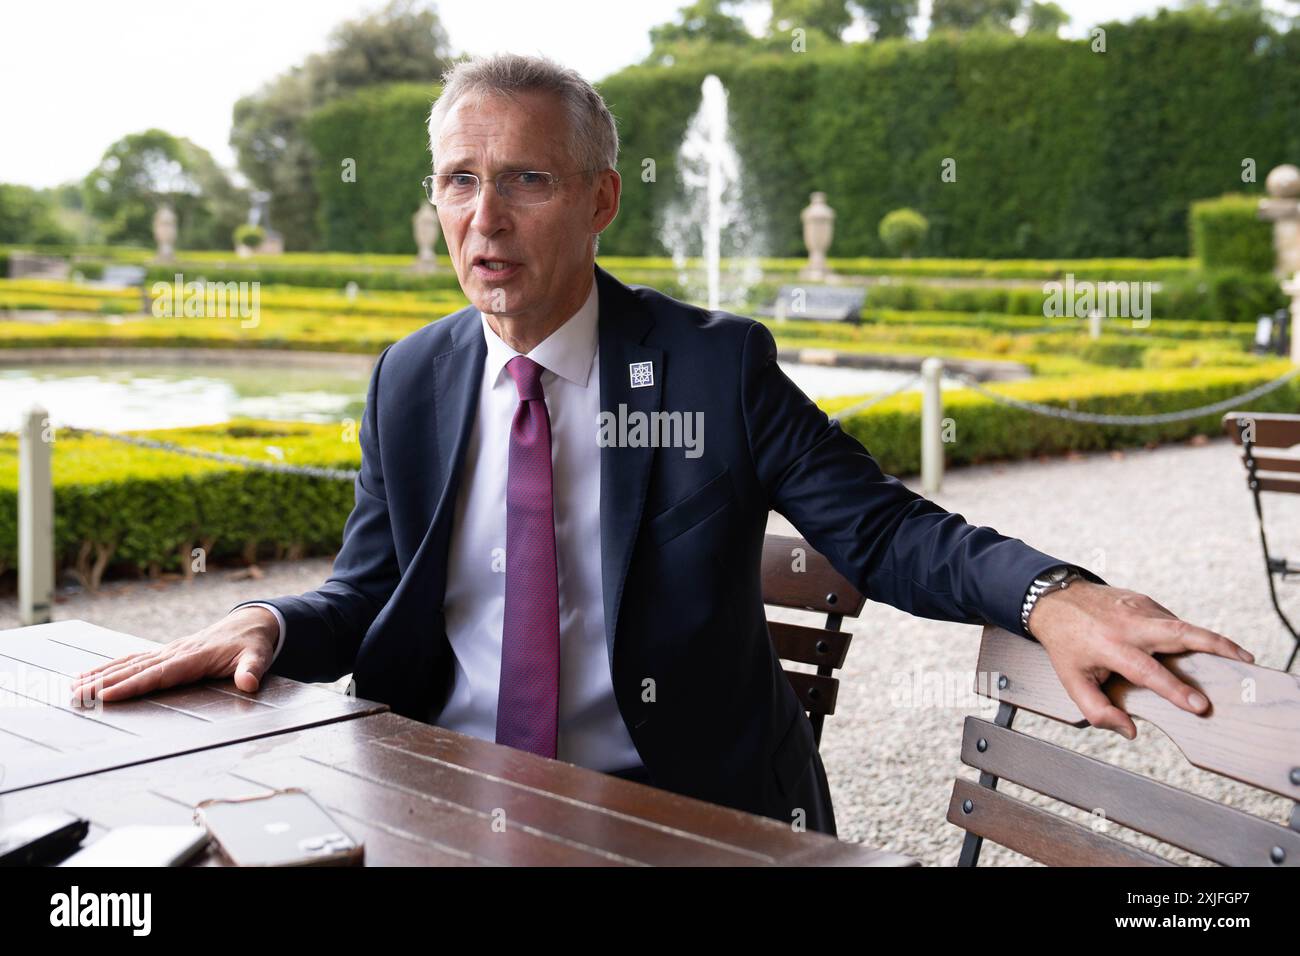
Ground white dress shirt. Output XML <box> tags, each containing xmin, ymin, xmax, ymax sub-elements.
<box><xmin>244</xmin><ymin>276</ymin><xmax>642</xmax><ymax>772</ymax></box>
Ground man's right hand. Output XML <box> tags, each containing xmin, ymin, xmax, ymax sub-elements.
<box><xmin>69</xmin><ymin>606</ymin><xmax>279</xmax><ymax>705</ymax></box>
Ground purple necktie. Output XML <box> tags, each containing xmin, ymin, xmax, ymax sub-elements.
<box><xmin>495</xmin><ymin>355</ymin><xmax>560</xmax><ymax>758</ymax></box>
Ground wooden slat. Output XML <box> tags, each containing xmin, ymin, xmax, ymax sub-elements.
<box><xmin>947</xmin><ymin>778</ymin><xmax>1174</xmax><ymax>867</ymax></box>
<box><xmin>1</xmin><ymin>621</ymin><xmax>330</xmax><ymax>714</ymax></box>
<box><xmin>0</xmin><ymin>619</ymin><xmax>390</xmax><ymax>791</ymax></box>
<box><xmin>1222</xmin><ymin>412</ymin><xmax>1300</xmax><ymax>447</ymax></box>
<box><xmin>762</xmin><ymin>534</ymin><xmax>866</xmax><ymax>616</ymax></box>
<box><xmin>11</xmin><ymin>619</ymin><xmax>160</xmax><ymax>658</ymax></box>
<box><xmin>1256</xmin><ymin>475</ymin><xmax>1300</xmax><ymax>495</ymax></box>
<box><xmin>768</xmin><ymin>620</ymin><xmax>852</xmax><ymax>669</ymax></box>
<box><xmin>0</xmin><ymin>696</ymin><xmax>386</xmax><ymax>793</ymax></box>
<box><xmin>1249</xmin><ymin>451</ymin><xmax>1300</xmax><ymax>474</ymax></box>
<box><xmin>0</xmin><ymin>654</ymin><xmax>208</xmax><ymax>737</ymax></box>
<box><xmin>783</xmin><ymin>670</ymin><xmax>839</xmax><ymax>718</ymax></box>
<box><xmin>975</xmin><ymin>625</ymin><xmax>1300</xmax><ymax>801</ymax></box>
<box><xmin>960</xmin><ymin>717</ymin><xmax>1300</xmax><ymax>867</ymax></box>
<box><xmin>367</xmin><ymin>720</ymin><xmax>890</xmax><ymax>865</ymax></box>
<box><xmin>231</xmin><ymin>755</ymin><xmax>632</xmax><ymax>866</ymax></box>
<box><xmin>0</xmin><ymin>685</ymin><xmax>137</xmax><ymax>755</ymax></box>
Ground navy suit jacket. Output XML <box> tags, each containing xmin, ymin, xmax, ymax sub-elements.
<box><xmin>246</xmin><ymin>262</ymin><xmax>1102</xmax><ymax>837</ymax></box>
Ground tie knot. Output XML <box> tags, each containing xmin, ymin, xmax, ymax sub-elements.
<box><xmin>506</xmin><ymin>355</ymin><xmax>545</xmax><ymax>402</ymax></box>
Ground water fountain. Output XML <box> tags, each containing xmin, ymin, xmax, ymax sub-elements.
<box><xmin>658</xmin><ymin>74</ymin><xmax>764</xmax><ymax>311</ymax></box>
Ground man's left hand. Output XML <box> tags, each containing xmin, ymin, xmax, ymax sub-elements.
<box><xmin>1026</xmin><ymin>581</ymin><xmax>1255</xmax><ymax>740</ymax></box>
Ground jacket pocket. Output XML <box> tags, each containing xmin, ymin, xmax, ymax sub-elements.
<box><xmin>646</xmin><ymin>467</ymin><xmax>733</xmax><ymax>548</ymax></box>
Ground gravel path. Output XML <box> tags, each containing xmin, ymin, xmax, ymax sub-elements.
<box><xmin>4</xmin><ymin>436</ymin><xmax>1297</xmax><ymax>865</ymax></box>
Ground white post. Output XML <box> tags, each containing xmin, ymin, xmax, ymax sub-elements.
<box><xmin>1285</xmin><ymin>272</ymin><xmax>1300</xmax><ymax>365</ymax></box>
<box><xmin>1089</xmin><ymin>309</ymin><xmax>1102</xmax><ymax>340</ymax></box>
<box><xmin>19</xmin><ymin>406</ymin><xmax>54</xmax><ymax>625</ymax></box>
<box><xmin>921</xmin><ymin>357</ymin><xmax>944</xmax><ymax>496</ymax></box>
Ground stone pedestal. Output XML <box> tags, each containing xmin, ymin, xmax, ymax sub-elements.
<box><xmin>1259</xmin><ymin>165</ymin><xmax>1300</xmax><ymax>363</ymax></box>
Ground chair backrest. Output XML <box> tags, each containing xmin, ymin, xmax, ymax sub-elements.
<box><xmin>947</xmin><ymin>624</ymin><xmax>1300</xmax><ymax>867</ymax></box>
<box><xmin>760</xmin><ymin>534</ymin><xmax>867</xmax><ymax>749</ymax></box>
<box><xmin>1222</xmin><ymin>412</ymin><xmax>1300</xmax><ymax>494</ymax></box>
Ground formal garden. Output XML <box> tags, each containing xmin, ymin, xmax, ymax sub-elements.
<box><xmin>3</xmin><ymin>3</ymin><xmax>1300</xmax><ymax>589</ymax></box>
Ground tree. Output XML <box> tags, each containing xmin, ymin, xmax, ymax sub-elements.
<box><xmin>770</xmin><ymin>0</ymin><xmax>854</xmax><ymax>39</ymax></box>
<box><xmin>82</xmin><ymin>129</ymin><xmax>245</xmax><ymax>249</ymax></box>
<box><xmin>854</xmin><ymin>0</ymin><xmax>918</xmax><ymax>39</ymax></box>
<box><xmin>229</xmin><ymin>0</ymin><xmax>453</xmax><ymax>250</ymax></box>
<box><xmin>1024</xmin><ymin>1</ymin><xmax>1070</xmax><ymax>34</ymax></box>
<box><xmin>929</xmin><ymin>0</ymin><xmax>1021</xmax><ymax>32</ymax></box>
<box><xmin>646</xmin><ymin>0</ymin><xmax>756</xmax><ymax>64</ymax></box>
<box><xmin>0</xmin><ymin>184</ymin><xmax>72</xmax><ymax>245</ymax></box>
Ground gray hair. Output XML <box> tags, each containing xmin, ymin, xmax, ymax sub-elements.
<box><xmin>427</xmin><ymin>52</ymin><xmax>619</xmax><ymax>184</ymax></box>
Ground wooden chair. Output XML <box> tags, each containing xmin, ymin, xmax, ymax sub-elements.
<box><xmin>947</xmin><ymin>624</ymin><xmax>1300</xmax><ymax>867</ymax></box>
<box><xmin>1222</xmin><ymin>411</ymin><xmax>1300</xmax><ymax>672</ymax></box>
<box><xmin>760</xmin><ymin>534</ymin><xmax>866</xmax><ymax>750</ymax></box>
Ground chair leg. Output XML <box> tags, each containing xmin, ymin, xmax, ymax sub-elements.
<box><xmin>956</xmin><ymin>701</ymin><xmax>1018</xmax><ymax>867</ymax></box>
<box><xmin>1247</xmin><ymin>449</ymin><xmax>1300</xmax><ymax>672</ymax></box>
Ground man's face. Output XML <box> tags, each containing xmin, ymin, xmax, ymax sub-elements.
<box><xmin>434</xmin><ymin>89</ymin><xmax>618</xmax><ymax>324</ymax></box>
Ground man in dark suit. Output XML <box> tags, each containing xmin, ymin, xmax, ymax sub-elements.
<box><xmin>71</xmin><ymin>53</ymin><xmax>1254</xmax><ymax>838</ymax></box>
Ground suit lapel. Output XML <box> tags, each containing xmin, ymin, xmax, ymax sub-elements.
<box><xmin>595</xmin><ymin>264</ymin><xmax>661</xmax><ymax>674</ymax></box>
<box><xmin>411</xmin><ymin>309</ymin><xmax>484</xmax><ymax>605</ymax></box>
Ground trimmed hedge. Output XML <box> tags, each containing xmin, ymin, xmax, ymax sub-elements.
<box><xmin>1190</xmin><ymin>194</ymin><xmax>1276</xmax><ymax>273</ymax></box>
<box><xmin>3</xmin><ymin>367</ymin><xmax>1296</xmax><ymax>584</ymax></box>
<box><xmin>600</xmin><ymin>11</ymin><xmax>1299</xmax><ymax>259</ymax></box>
<box><xmin>292</xmin><ymin>11</ymin><xmax>1300</xmax><ymax>258</ymax></box>
<box><xmin>751</xmin><ymin>269</ymin><xmax>1285</xmax><ymax>323</ymax></box>
<box><xmin>0</xmin><ymin>421</ymin><xmax>358</xmax><ymax>586</ymax></box>
<box><xmin>305</xmin><ymin>83</ymin><xmax>440</xmax><ymax>255</ymax></box>
<box><xmin>825</xmin><ymin>362</ymin><xmax>1300</xmax><ymax>474</ymax></box>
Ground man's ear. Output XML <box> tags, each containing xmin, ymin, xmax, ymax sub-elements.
<box><xmin>592</xmin><ymin>169</ymin><xmax>621</xmax><ymax>234</ymax></box>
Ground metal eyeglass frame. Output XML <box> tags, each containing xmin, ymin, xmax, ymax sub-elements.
<box><xmin>421</xmin><ymin>169</ymin><xmax>603</xmax><ymax>207</ymax></box>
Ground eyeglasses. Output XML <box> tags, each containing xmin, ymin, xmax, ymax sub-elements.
<box><xmin>421</xmin><ymin>169</ymin><xmax>600</xmax><ymax>208</ymax></box>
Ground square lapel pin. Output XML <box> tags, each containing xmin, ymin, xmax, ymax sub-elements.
<box><xmin>629</xmin><ymin>361</ymin><xmax>654</xmax><ymax>388</ymax></box>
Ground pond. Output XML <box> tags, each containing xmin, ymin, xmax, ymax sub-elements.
<box><xmin>2</xmin><ymin>359</ymin><xmax>945</xmax><ymax>432</ymax></box>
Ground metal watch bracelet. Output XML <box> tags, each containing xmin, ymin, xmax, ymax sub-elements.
<box><xmin>1021</xmin><ymin>566</ymin><xmax>1082</xmax><ymax>638</ymax></box>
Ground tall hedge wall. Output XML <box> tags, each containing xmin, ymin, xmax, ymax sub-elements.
<box><xmin>305</xmin><ymin>11</ymin><xmax>1300</xmax><ymax>260</ymax></box>
<box><xmin>306</xmin><ymin>83</ymin><xmax>441</xmax><ymax>255</ymax></box>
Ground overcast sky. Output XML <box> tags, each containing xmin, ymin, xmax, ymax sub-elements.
<box><xmin>3</xmin><ymin>0</ymin><xmax>1295</xmax><ymax>189</ymax></box>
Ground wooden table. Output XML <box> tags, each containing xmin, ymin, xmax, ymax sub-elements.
<box><xmin>1</xmin><ymin>712</ymin><xmax>913</xmax><ymax>866</ymax></box>
<box><xmin>0</xmin><ymin>620</ymin><xmax>385</xmax><ymax>791</ymax></box>
<box><xmin>0</xmin><ymin>620</ymin><xmax>914</xmax><ymax>866</ymax></box>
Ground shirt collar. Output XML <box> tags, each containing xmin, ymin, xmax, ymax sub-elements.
<box><xmin>480</xmin><ymin>277</ymin><xmax>599</xmax><ymax>390</ymax></box>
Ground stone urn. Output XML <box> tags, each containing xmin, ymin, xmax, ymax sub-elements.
<box><xmin>152</xmin><ymin>205</ymin><xmax>177</xmax><ymax>263</ymax></box>
<box><xmin>412</xmin><ymin>204</ymin><xmax>440</xmax><ymax>273</ymax></box>
<box><xmin>800</xmin><ymin>192</ymin><xmax>835</xmax><ymax>281</ymax></box>
<box><xmin>1261</xmin><ymin>164</ymin><xmax>1300</xmax><ymax>278</ymax></box>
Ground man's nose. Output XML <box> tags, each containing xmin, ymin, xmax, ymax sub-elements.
<box><xmin>471</xmin><ymin>180</ymin><xmax>512</xmax><ymax>235</ymax></box>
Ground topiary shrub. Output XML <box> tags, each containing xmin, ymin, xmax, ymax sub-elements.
<box><xmin>1190</xmin><ymin>194</ymin><xmax>1274</xmax><ymax>273</ymax></box>
<box><xmin>878</xmin><ymin>208</ymin><xmax>930</xmax><ymax>258</ymax></box>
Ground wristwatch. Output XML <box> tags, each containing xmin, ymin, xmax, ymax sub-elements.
<box><xmin>1021</xmin><ymin>565</ymin><xmax>1083</xmax><ymax>639</ymax></box>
